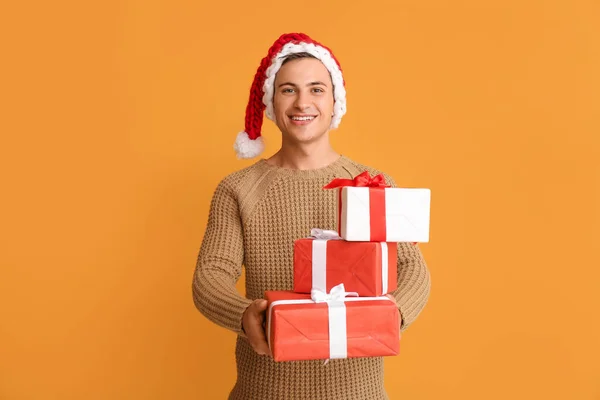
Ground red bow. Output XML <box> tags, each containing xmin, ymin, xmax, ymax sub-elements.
<box><xmin>323</xmin><ymin>171</ymin><xmax>390</xmax><ymax>189</ymax></box>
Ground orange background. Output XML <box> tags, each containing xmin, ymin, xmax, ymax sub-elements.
<box><xmin>1</xmin><ymin>0</ymin><xmax>599</xmax><ymax>399</ymax></box>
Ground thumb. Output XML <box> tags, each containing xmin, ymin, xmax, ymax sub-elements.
<box><xmin>256</xmin><ymin>299</ymin><xmax>268</xmax><ymax>311</ymax></box>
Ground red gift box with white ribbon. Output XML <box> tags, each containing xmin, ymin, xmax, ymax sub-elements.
<box><xmin>293</xmin><ymin>229</ymin><xmax>397</xmax><ymax>297</ymax></box>
<box><xmin>266</xmin><ymin>284</ymin><xmax>400</xmax><ymax>362</ymax></box>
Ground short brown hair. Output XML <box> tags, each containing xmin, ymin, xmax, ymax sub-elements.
<box><xmin>280</xmin><ymin>52</ymin><xmax>317</xmax><ymax>66</ymax></box>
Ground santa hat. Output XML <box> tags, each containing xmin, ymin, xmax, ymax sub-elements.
<box><xmin>233</xmin><ymin>33</ymin><xmax>347</xmax><ymax>159</ymax></box>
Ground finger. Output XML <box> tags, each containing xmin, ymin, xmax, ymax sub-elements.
<box><xmin>249</xmin><ymin>311</ymin><xmax>266</xmax><ymax>331</ymax></box>
<box><xmin>247</xmin><ymin>300</ymin><xmax>272</xmax><ymax>356</ymax></box>
<box><xmin>256</xmin><ymin>300</ymin><xmax>269</xmax><ymax>327</ymax></box>
<box><xmin>253</xmin><ymin>320</ymin><xmax>272</xmax><ymax>356</ymax></box>
<box><xmin>247</xmin><ymin>325</ymin><xmax>271</xmax><ymax>355</ymax></box>
<box><xmin>255</xmin><ymin>338</ymin><xmax>272</xmax><ymax>356</ymax></box>
<box><xmin>249</xmin><ymin>330</ymin><xmax>271</xmax><ymax>356</ymax></box>
<box><xmin>255</xmin><ymin>299</ymin><xmax>268</xmax><ymax>312</ymax></box>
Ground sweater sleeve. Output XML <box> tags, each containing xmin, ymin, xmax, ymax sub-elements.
<box><xmin>192</xmin><ymin>179</ymin><xmax>253</xmax><ymax>334</ymax></box>
<box><xmin>383</xmin><ymin>173</ymin><xmax>432</xmax><ymax>331</ymax></box>
<box><xmin>393</xmin><ymin>242</ymin><xmax>431</xmax><ymax>331</ymax></box>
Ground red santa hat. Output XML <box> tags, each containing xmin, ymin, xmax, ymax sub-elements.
<box><xmin>233</xmin><ymin>33</ymin><xmax>347</xmax><ymax>159</ymax></box>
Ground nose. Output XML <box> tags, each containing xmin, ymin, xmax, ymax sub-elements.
<box><xmin>293</xmin><ymin>91</ymin><xmax>310</xmax><ymax>111</ymax></box>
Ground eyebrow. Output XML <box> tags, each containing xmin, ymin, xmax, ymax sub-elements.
<box><xmin>277</xmin><ymin>81</ymin><xmax>329</xmax><ymax>88</ymax></box>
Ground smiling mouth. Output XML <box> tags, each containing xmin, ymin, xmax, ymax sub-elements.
<box><xmin>289</xmin><ymin>115</ymin><xmax>317</xmax><ymax>121</ymax></box>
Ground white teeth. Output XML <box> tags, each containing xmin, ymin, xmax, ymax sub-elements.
<box><xmin>291</xmin><ymin>116</ymin><xmax>315</xmax><ymax>121</ymax></box>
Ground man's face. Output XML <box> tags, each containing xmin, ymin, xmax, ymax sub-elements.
<box><xmin>273</xmin><ymin>57</ymin><xmax>335</xmax><ymax>146</ymax></box>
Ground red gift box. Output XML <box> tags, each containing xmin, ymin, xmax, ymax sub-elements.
<box><xmin>266</xmin><ymin>285</ymin><xmax>400</xmax><ymax>362</ymax></box>
<box><xmin>293</xmin><ymin>231</ymin><xmax>397</xmax><ymax>297</ymax></box>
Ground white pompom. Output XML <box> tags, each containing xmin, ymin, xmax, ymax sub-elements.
<box><xmin>233</xmin><ymin>131</ymin><xmax>265</xmax><ymax>159</ymax></box>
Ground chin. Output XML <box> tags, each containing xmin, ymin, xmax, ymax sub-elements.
<box><xmin>290</xmin><ymin>130</ymin><xmax>323</xmax><ymax>142</ymax></box>
<box><xmin>290</xmin><ymin>125</ymin><xmax>328</xmax><ymax>137</ymax></box>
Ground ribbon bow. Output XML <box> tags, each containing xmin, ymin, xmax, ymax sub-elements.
<box><xmin>311</xmin><ymin>283</ymin><xmax>358</xmax><ymax>303</ymax></box>
<box><xmin>323</xmin><ymin>171</ymin><xmax>390</xmax><ymax>189</ymax></box>
<box><xmin>310</xmin><ymin>228</ymin><xmax>343</xmax><ymax>241</ymax></box>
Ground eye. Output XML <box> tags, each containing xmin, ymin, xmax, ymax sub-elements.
<box><xmin>312</xmin><ymin>87</ymin><xmax>325</xmax><ymax>93</ymax></box>
<box><xmin>282</xmin><ymin>87</ymin><xmax>295</xmax><ymax>94</ymax></box>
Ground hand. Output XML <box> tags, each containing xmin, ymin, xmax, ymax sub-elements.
<box><xmin>242</xmin><ymin>299</ymin><xmax>272</xmax><ymax>356</ymax></box>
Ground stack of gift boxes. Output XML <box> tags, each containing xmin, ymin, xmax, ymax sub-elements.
<box><xmin>265</xmin><ymin>172</ymin><xmax>431</xmax><ymax>362</ymax></box>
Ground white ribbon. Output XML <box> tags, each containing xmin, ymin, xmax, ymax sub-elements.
<box><xmin>311</xmin><ymin>284</ymin><xmax>358</xmax><ymax>359</ymax></box>
<box><xmin>310</xmin><ymin>228</ymin><xmax>342</xmax><ymax>293</ymax></box>
<box><xmin>266</xmin><ymin>285</ymin><xmax>393</xmax><ymax>360</ymax></box>
<box><xmin>310</xmin><ymin>228</ymin><xmax>390</xmax><ymax>296</ymax></box>
<box><xmin>380</xmin><ymin>242</ymin><xmax>388</xmax><ymax>294</ymax></box>
<box><xmin>310</xmin><ymin>228</ymin><xmax>343</xmax><ymax>240</ymax></box>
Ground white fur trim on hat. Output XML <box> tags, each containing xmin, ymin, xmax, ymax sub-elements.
<box><xmin>261</xmin><ymin>42</ymin><xmax>347</xmax><ymax>130</ymax></box>
<box><xmin>234</xmin><ymin>131</ymin><xmax>265</xmax><ymax>159</ymax></box>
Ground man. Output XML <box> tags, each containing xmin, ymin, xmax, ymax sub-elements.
<box><xmin>192</xmin><ymin>32</ymin><xmax>431</xmax><ymax>399</ymax></box>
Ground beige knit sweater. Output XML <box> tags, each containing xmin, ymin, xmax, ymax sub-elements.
<box><xmin>192</xmin><ymin>155</ymin><xmax>431</xmax><ymax>400</ymax></box>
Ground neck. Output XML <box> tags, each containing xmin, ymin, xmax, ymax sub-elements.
<box><xmin>266</xmin><ymin>135</ymin><xmax>341</xmax><ymax>170</ymax></box>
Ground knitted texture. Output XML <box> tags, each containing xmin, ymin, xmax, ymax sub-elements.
<box><xmin>192</xmin><ymin>155</ymin><xmax>431</xmax><ymax>400</ymax></box>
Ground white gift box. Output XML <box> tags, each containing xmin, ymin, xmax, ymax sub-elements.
<box><xmin>338</xmin><ymin>187</ymin><xmax>431</xmax><ymax>242</ymax></box>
